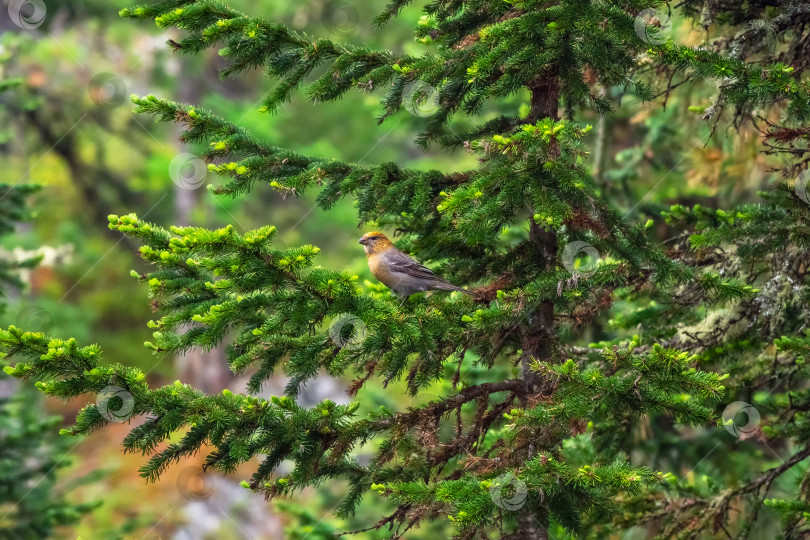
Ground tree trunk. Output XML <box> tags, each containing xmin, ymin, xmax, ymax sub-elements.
<box><xmin>521</xmin><ymin>74</ymin><xmax>560</xmax><ymax>396</ymax></box>
<box><xmin>512</xmin><ymin>75</ymin><xmax>560</xmax><ymax>540</ymax></box>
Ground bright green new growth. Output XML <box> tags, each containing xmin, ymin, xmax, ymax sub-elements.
<box><xmin>0</xmin><ymin>324</ymin><xmax>723</xmax><ymax>532</ymax></box>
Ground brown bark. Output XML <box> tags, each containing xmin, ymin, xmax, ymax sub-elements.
<box><xmin>510</xmin><ymin>75</ymin><xmax>561</xmax><ymax>540</ymax></box>
<box><xmin>528</xmin><ymin>76</ymin><xmax>560</xmax><ymax>123</ymax></box>
<box><xmin>520</xmin><ymin>75</ymin><xmax>560</xmax><ymax>399</ymax></box>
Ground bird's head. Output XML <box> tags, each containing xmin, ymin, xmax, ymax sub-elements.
<box><xmin>358</xmin><ymin>231</ymin><xmax>393</xmax><ymax>255</ymax></box>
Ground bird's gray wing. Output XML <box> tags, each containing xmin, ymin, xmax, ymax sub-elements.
<box><xmin>383</xmin><ymin>249</ymin><xmax>442</xmax><ymax>281</ymax></box>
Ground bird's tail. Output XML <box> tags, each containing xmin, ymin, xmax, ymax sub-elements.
<box><xmin>435</xmin><ymin>281</ymin><xmax>473</xmax><ymax>295</ymax></box>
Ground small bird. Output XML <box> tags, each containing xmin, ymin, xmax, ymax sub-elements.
<box><xmin>359</xmin><ymin>231</ymin><xmax>471</xmax><ymax>299</ymax></box>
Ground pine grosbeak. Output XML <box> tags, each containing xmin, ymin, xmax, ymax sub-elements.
<box><xmin>359</xmin><ymin>232</ymin><xmax>470</xmax><ymax>298</ymax></box>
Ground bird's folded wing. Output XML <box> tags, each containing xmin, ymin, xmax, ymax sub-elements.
<box><xmin>383</xmin><ymin>249</ymin><xmax>442</xmax><ymax>281</ymax></box>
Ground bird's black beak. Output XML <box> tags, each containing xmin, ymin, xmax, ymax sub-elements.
<box><xmin>358</xmin><ymin>237</ymin><xmax>367</xmax><ymax>245</ymax></box>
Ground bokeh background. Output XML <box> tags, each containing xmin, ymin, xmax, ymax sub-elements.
<box><xmin>0</xmin><ymin>1</ymin><xmax>783</xmax><ymax>538</ymax></box>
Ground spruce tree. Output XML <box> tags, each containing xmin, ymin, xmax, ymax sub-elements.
<box><xmin>4</xmin><ymin>0</ymin><xmax>810</xmax><ymax>537</ymax></box>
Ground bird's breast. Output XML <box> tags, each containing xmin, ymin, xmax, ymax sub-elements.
<box><xmin>368</xmin><ymin>253</ymin><xmax>383</xmax><ymax>279</ymax></box>
<box><xmin>366</xmin><ymin>253</ymin><xmax>390</xmax><ymax>281</ymax></box>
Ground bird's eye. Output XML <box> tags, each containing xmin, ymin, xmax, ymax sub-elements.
<box><xmin>369</xmin><ymin>235</ymin><xmax>378</xmax><ymax>240</ymax></box>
